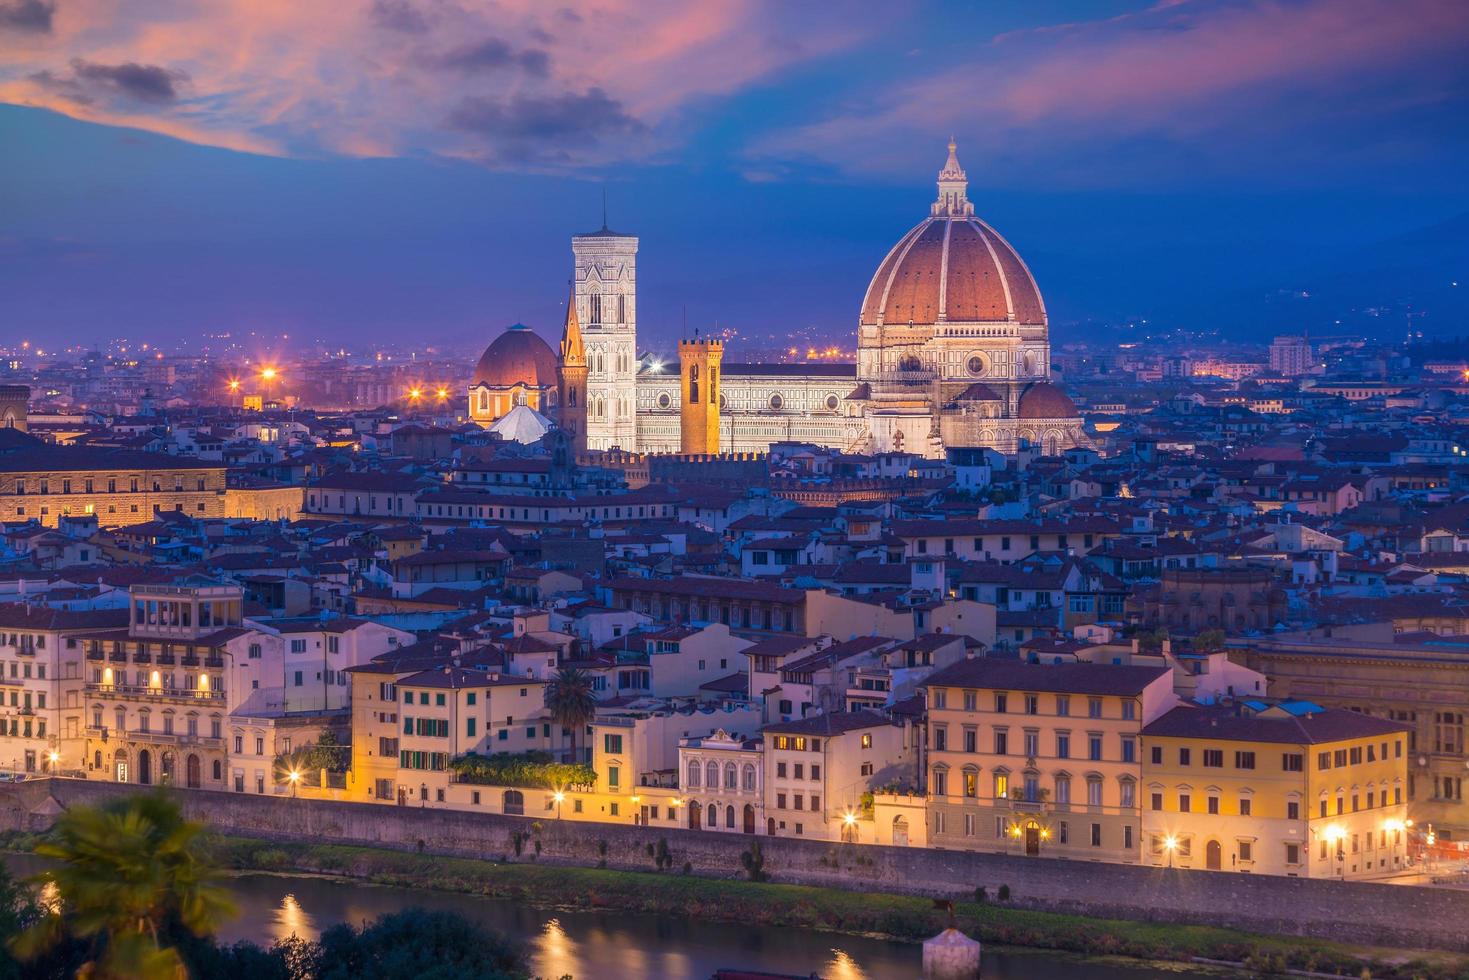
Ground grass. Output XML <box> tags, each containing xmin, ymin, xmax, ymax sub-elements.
<box><xmin>6</xmin><ymin>829</ymin><xmax>1468</xmax><ymax>978</ymax></box>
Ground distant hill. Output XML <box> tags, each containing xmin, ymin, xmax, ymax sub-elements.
<box><xmin>1206</xmin><ymin>212</ymin><xmax>1469</xmax><ymax>341</ymax></box>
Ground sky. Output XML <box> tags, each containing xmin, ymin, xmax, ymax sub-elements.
<box><xmin>1</xmin><ymin>0</ymin><xmax>1467</xmax><ymax>355</ymax></box>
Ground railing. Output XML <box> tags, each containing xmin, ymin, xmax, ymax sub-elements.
<box><xmin>84</xmin><ymin>683</ymin><xmax>224</xmax><ymax>702</ymax></box>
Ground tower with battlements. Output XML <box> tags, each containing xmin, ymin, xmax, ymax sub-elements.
<box><xmin>679</xmin><ymin>339</ymin><xmax>723</xmax><ymax>455</ymax></box>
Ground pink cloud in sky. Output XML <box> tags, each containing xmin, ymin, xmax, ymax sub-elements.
<box><xmin>0</xmin><ymin>0</ymin><xmax>873</xmax><ymax>167</ymax></box>
<box><xmin>751</xmin><ymin>0</ymin><xmax>1469</xmax><ymax>185</ymax></box>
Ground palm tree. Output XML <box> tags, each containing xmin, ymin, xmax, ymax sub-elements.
<box><xmin>544</xmin><ymin>667</ymin><xmax>598</xmax><ymax>764</ymax></box>
<box><xmin>14</xmin><ymin>791</ymin><xmax>235</xmax><ymax>980</ymax></box>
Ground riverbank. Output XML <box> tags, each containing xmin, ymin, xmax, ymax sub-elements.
<box><xmin>9</xmin><ymin>829</ymin><xmax>1452</xmax><ymax>980</ymax></box>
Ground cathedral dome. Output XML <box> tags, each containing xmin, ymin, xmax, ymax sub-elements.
<box><xmin>1018</xmin><ymin>382</ymin><xmax>1080</xmax><ymax>419</ymax></box>
<box><xmin>860</xmin><ymin>142</ymin><xmax>1045</xmax><ymax>329</ymax></box>
<box><xmin>472</xmin><ymin>324</ymin><xmax>559</xmax><ymax>389</ymax></box>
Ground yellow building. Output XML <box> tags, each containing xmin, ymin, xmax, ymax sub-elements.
<box><xmin>921</xmin><ymin>659</ymin><xmax>1177</xmax><ymax>862</ymax></box>
<box><xmin>1141</xmin><ymin>702</ymin><xmax>1410</xmax><ymax>878</ymax></box>
<box><xmin>346</xmin><ymin>662</ymin><xmax>553</xmax><ymax>805</ymax></box>
<box><xmin>0</xmin><ymin>445</ymin><xmax>227</xmax><ymax>528</ymax></box>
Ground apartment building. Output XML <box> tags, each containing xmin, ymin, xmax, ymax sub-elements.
<box><xmin>922</xmin><ymin>658</ymin><xmax>1176</xmax><ymax>862</ymax></box>
<box><xmin>347</xmin><ymin>663</ymin><xmax>552</xmax><ymax>805</ymax></box>
<box><xmin>1141</xmin><ymin>702</ymin><xmax>1410</xmax><ymax>878</ymax></box>
<box><xmin>78</xmin><ymin>579</ymin><xmax>248</xmax><ymax>788</ymax></box>
<box><xmin>0</xmin><ymin>605</ymin><xmax>129</xmax><ymax>774</ymax></box>
<box><xmin>760</xmin><ymin>710</ymin><xmax>909</xmax><ymax>842</ymax></box>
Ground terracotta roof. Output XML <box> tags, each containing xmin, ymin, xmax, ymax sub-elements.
<box><xmin>923</xmin><ymin>657</ymin><xmax>1169</xmax><ymax>696</ymax></box>
<box><xmin>1143</xmin><ymin>704</ymin><xmax>1411</xmax><ymax>745</ymax></box>
<box><xmin>860</xmin><ymin>216</ymin><xmax>1045</xmax><ymax>328</ymax></box>
<box><xmin>1018</xmin><ymin>382</ymin><xmax>1080</xmax><ymax>420</ymax></box>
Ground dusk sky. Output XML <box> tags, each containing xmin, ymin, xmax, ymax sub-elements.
<box><xmin>2</xmin><ymin>0</ymin><xmax>1467</xmax><ymax>353</ymax></box>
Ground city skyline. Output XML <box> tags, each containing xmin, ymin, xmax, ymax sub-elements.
<box><xmin>2</xmin><ymin>0</ymin><xmax>1468</xmax><ymax>348</ymax></box>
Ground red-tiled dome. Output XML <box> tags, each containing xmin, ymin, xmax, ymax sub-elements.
<box><xmin>862</xmin><ymin>141</ymin><xmax>1045</xmax><ymax>330</ymax></box>
<box><xmin>1017</xmin><ymin>382</ymin><xmax>1079</xmax><ymax>419</ymax></box>
<box><xmin>860</xmin><ymin>216</ymin><xmax>1045</xmax><ymax>328</ymax></box>
<box><xmin>472</xmin><ymin>324</ymin><xmax>559</xmax><ymax>389</ymax></box>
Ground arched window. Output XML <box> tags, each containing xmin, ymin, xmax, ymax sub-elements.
<box><xmin>1054</xmin><ymin>774</ymin><xmax>1071</xmax><ymax>805</ymax></box>
<box><xmin>502</xmin><ymin>789</ymin><xmax>524</xmax><ymax>815</ymax></box>
<box><xmin>962</xmin><ymin>766</ymin><xmax>979</xmax><ymax>798</ymax></box>
<box><xmin>1086</xmin><ymin>776</ymin><xmax>1104</xmax><ymax>807</ymax></box>
<box><xmin>742</xmin><ymin>764</ymin><xmax>756</xmax><ymax>791</ymax></box>
<box><xmin>1119</xmin><ymin>777</ymin><xmax>1136</xmax><ymax>809</ymax></box>
<box><xmin>706</xmin><ymin>761</ymin><xmax>719</xmax><ymax>790</ymax></box>
<box><xmin>726</xmin><ymin>805</ymin><xmax>736</xmax><ymax>829</ymax></box>
<box><xmin>724</xmin><ymin>762</ymin><xmax>737</xmax><ymax>790</ymax></box>
<box><xmin>687</xmin><ymin>760</ymin><xmax>701</xmax><ymax>787</ymax></box>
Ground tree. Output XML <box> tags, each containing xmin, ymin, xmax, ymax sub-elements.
<box><xmin>544</xmin><ymin>667</ymin><xmax>597</xmax><ymax>764</ymax></box>
<box><xmin>14</xmin><ymin>791</ymin><xmax>235</xmax><ymax>980</ymax></box>
<box><xmin>314</xmin><ymin>907</ymin><xmax>525</xmax><ymax>980</ymax></box>
<box><xmin>1193</xmin><ymin>629</ymin><xmax>1227</xmax><ymax>654</ymax></box>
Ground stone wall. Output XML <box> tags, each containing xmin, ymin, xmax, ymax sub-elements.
<box><xmin>5</xmin><ymin>778</ymin><xmax>1469</xmax><ymax>953</ymax></box>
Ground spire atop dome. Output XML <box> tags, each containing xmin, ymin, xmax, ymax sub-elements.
<box><xmin>932</xmin><ymin>138</ymin><xmax>973</xmax><ymax>218</ymax></box>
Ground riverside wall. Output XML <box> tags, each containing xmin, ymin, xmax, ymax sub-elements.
<box><xmin>5</xmin><ymin>778</ymin><xmax>1469</xmax><ymax>952</ymax></box>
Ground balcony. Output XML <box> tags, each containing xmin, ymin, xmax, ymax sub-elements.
<box><xmin>84</xmin><ymin>683</ymin><xmax>224</xmax><ymax>703</ymax></box>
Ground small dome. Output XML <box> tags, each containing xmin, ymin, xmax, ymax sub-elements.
<box><xmin>1018</xmin><ymin>382</ymin><xmax>1080</xmax><ymax>419</ymax></box>
<box><xmin>488</xmin><ymin>404</ymin><xmax>553</xmax><ymax>444</ymax></box>
<box><xmin>472</xmin><ymin>324</ymin><xmax>558</xmax><ymax>389</ymax></box>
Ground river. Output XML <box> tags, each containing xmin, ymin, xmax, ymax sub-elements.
<box><xmin>5</xmin><ymin>853</ymin><xmax>1212</xmax><ymax>979</ymax></box>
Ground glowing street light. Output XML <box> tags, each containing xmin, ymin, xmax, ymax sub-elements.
<box><xmin>553</xmin><ymin>789</ymin><xmax>566</xmax><ymax>820</ymax></box>
<box><xmin>435</xmin><ymin>387</ymin><xmax>448</xmax><ymax>401</ymax></box>
<box><xmin>261</xmin><ymin>367</ymin><xmax>277</xmax><ymax>381</ymax></box>
<box><xmin>1163</xmin><ymin>834</ymin><xmax>1178</xmax><ymax>868</ymax></box>
<box><xmin>287</xmin><ymin>768</ymin><xmax>301</xmax><ymax>798</ymax></box>
<box><xmin>408</xmin><ymin>387</ymin><xmax>422</xmax><ymax>402</ymax></box>
<box><xmin>227</xmin><ymin>379</ymin><xmax>240</xmax><ymax>392</ymax></box>
<box><xmin>46</xmin><ymin>750</ymin><xmax>60</xmax><ymax>773</ymax></box>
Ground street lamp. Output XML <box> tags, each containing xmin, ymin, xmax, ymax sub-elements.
<box><xmin>287</xmin><ymin>769</ymin><xmax>300</xmax><ymax>799</ymax></box>
<box><xmin>46</xmin><ymin>750</ymin><xmax>59</xmax><ymax>774</ymax></box>
<box><xmin>842</xmin><ymin>809</ymin><xmax>858</xmax><ymax>843</ymax></box>
<box><xmin>1163</xmin><ymin>834</ymin><xmax>1178</xmax><ymax>869</ymax></box>
<box><xmin>408</xmin><ymin>387</ymin><xmax>422</xmax><ymax>403</ymax></box>
<box><xmin>435</xmin><ymin>387</ymin><xmax>448</xmax><ymax>401</ymax></box>
<box><xmin>553</xmin><ymin>790</ymin><xmax>565</xmax><ymax>820</ymax></box>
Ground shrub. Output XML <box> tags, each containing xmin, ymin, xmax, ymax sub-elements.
<box><xmin>448</xmin><ymin>751</ymin><xmax>596</xmax><ymax>791</ymax></box>
<box><xmin>251</xmin><ymin>848</ymin><xmax>291</xmax><ymax>871</ymax></box>
<box><xmin>974</xmin><ymin>886</ymin><xmax>987</xmax><ymax>904</ymax></box>
<box><xmin>741</xmin><ymin>842</ymin><xmax>768</xmax><ymax>882</ymax></box>
<box><xmin>997</xmin><ymin>884</ymin><xmax>1011</xmax><ymax>901</ymax></box>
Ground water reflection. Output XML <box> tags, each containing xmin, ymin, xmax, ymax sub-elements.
<box><xmin>826</xmin><ymin>948</ymin><xmax>867</xmax><ymax>980</ymax></box>
<box><xmin>0</xmin><ymin>855</ymin><xmax>1207</xmax><ymax>980</ymax></box>
<box><xmin>270</xmin><ymin>892</ymin><xmax>314</xmax><ymax>944</ymax></box>
<box><xmin>535</xmin><ymin>918</ymin><xmax>579</xmax><ymax>979</ymax></box>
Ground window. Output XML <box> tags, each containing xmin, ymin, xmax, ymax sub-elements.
<box><xmin>994</xmin><ymin>692</ymin><xmax>1008</xmax><ymax>713</ymax></box>
<box><xmin>1178</xmin><ymin>793</ymin><xmax>1191</xmax><ymax>812</ymax></box>
<box><xmin>993</xmin><ymin>772</ymin><xmax>1008</xmax><ymax>800</ymax></box>
<box><xmin>1056</xmin><ymin>695</ymin><xmax>1069</xmax><ymax>716</ymax></box>
<box><xmin>1120</xmin><ymin>738</ymin><xmax>1135</xmax><ymax>764</ymax></box>
<box><xmin>1285</xmin><ymin>843</ymin><xmax>1300</xmax><ymax>865</ymax></box>
<box><xmin>1234</xmin><ymin>751</ymin><xmax>1256</xmax><ymax>770</ymax></box>
<box><xmin>1178</xmin><ymin>748</ymin><xmax>1191</xmax><ymax>766</ymax></box>
<box><xmin>1287</xmin><ymin>800</ymin><xmax>1300</xmax><ymax>820</ymax></box>
<box><xmin>931</xmin><ymin>768</ymin><xmax>947</xmax><ymax>796</ymax></box>
<box><xmin>1150</xmin><ymin>745</ymin><xmax>1162</xmax><ymax>765</ymax></box>
<box><xmin>1239</xmin><ymin>798</ymin><xmax>1252</xmax><ymax>817</ymax></box>
<box><xmin>1207</xmin><ymin>795</ymin><xmax>1219</xmax><ymax>815</ymax></box>
<box><xmin>1056</xmin><ymin>732</ymin><xmax>1070</xmax><ymax>758</ymax></box>
<box><xmin>1239</xmin><ymin>840</ymin><xmax>1253</xmax><ymax>863</ymax></box>
<box><xmin>1203</xmin><ymin>749</ymin><xmax>1223</xmax><ymax>768</ymax></box>
<box><xmin>1024</xmin><ymin>694</ymin><xmax>1038</xmax><ymax>715</ymax></box>
<box><xmin>1088</xmin><ymin>698</ymin><xmax>1103</xmax><ymax>719</ymax></box>
<box><xmin>1023</xmin><ymin>731</ymin><xmax>1039</xmax><ymax>757</ymax></box>
<box><xmin>1090</xmin><ymin>823</ymin><xmax>1102</xmax><ymax>847</ymax></box>
<box><xmin>1150</xmin><ymin>792</ymin><xmax>1163</xmax><ymax>811</ymax></box>
<box><xmin>1088</xmin><ymin>735</ymin><xmax>1102</xmax><ymax>761</ymax></box>
<box><xmin>1282</xmin><ymin>753</ymin><xmax>1304</xmax><ymax>772</ymax></box>
<box><xmin>1086</xmin><ymin>778</ymin><xmax>1102</xmax><ymax>807</ymax></box>
<box><xmin>993</xmin><ymin>730</ymin><xmax>1007</xmax><ymax>755</ymax></box>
